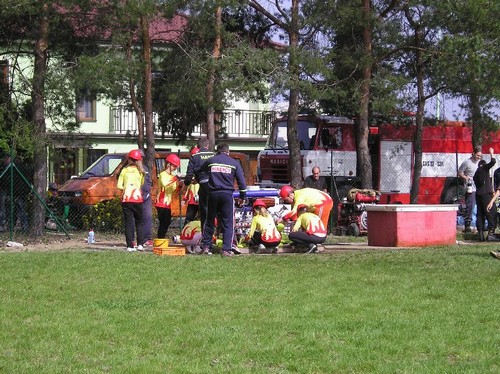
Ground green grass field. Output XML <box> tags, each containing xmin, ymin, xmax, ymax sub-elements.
<box><xmin>1</xmin><ymin>246</ymin><xmax>499</xmax><ymax>373</ymax></box>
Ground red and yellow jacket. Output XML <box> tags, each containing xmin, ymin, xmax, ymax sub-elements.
<box><xmin>180</xmin><ymin>220</ymin><xmax>201</xmax><ymax>241</ymax></box>
<box><xmin>283</xmin><ymin>188</ymin><xmax>332</xmax><ymax>221</ymax></box>
<box><xmin>117</xmin><ymin>165</ymin><xmax>144</xmax><ymax>203</ymax></box>
<box><xmin>292</xmin><ymin>212</ymin><xmax>327</xmax><ymax>237</ymax></box>
<box><xmin>155</xmin><ymin>171</ymin><xmax>180</xmax><ymax>208</ymax></box>
<box><xmin>183</xmin><ymin>182</ymin><xmax>199</xmax><ymax>206</ymax></box>
<box><xmin>249</xmin><ymin>215</ymin><xmax>282</xmax><ymax>243</ymax></box>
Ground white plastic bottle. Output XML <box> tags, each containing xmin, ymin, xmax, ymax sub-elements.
<box><xmin>87</xmin><ymin>229</ymin><xmax>95</xmax><ymax>244</ymax></box>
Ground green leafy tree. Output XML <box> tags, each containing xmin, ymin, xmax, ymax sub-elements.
<box><xmin>153</xmin><ymin>0</ymin><xmax>278</xmax><ymax>149</ymax></box>
<box><xmin>247</xmin><ymin>0</ymin><xmax>332</xmax><ymax>188</ymax></box>
<box><xmin>319</xmin><ymin>0</ymin><xmax>407</xmax><ymax>189</ymax></box>
<box><xmin>0</xmin><ymin>0</ymin><xmax>98</xmax><ymax>235</ymax></box>
<box><xmin>431</xmin><ymin>0</ymin><xmax>500</xmax><ymax>147</ymax></box>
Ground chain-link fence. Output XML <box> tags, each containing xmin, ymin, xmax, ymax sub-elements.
<box><xmin>0</xmin><ymin>156</ymin><xmax>75</xmax><ymax>242</ymax></box>
<box><xmin>0</xmin><ymin>153</ymin><xmax>468</xmax><ymax>243</ymax></box>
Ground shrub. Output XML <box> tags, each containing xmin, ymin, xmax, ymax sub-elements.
<box><xmin>82</xmin><ymin>198</ymin><xmax>124</xmax><ymax>232</ymax></box>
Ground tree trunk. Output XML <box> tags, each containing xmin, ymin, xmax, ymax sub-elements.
<box><xmin>141</xmin><ymin>15</ymin><xmax>156</xmax><ymax>171</ymax></box>
<box><xmin>357</xmin><ymin>0</ymin><xmax>373</xmax><ymax>189</ymax></box>
<box><xmin>410</xmin><ymin>27</ymin><xmax>425</xmax><ymax>204</ymax></box>
<box><xmin>31</xmin><ymin>3</ymin><xmax>50</xmax><ymax>236</ymax></box>
<box><xmin>206</xmin><ymin>5</ymin><xmax>222</xmax><ymax>150</ymax></box>
<box><xmin>287</xmin><ymin>0</ymin><xmax>302</xmax><ymax>188</ymax></box>
<box><xmin>469</xmin><ymin>93</ymin><xmax>482</xmax><ymax>149</ymax></box>
<box><xmin>126</xmin><ymin>34</ymin><xmax>144</xmax><ymax>152</ymax></box>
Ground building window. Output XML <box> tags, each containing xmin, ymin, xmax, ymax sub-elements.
<box><xmin>76</xmin><ymin>90</ymin><xmax>96</xmax><ymax>121</ymax></box>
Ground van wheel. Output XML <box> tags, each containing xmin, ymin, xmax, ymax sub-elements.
<box><xmin>347</xmin><ymin>222</ymin><xmax>360</xmax><ymax>237</ymax></box>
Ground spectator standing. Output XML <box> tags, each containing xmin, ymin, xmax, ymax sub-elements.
<box><xmin>288</xmin><ymin>204</ymin><xmax>327</xmax><ymax>253</ymax></box>
<box><xmin>184</xmin><ymin>138</ymin><xmax>214</xmax><ymax>231</ymax></box>
<box><xmin>279</xmin><ymin>186</ymin><xmax>333</xmax><ymax>229</ymax></box>
<box><xmin>200</xmin><ymin>143</ymin><xmax>247</xmax><ymax>257</ymax></box>
<box><xmin>458</xmin><ymin>146</ymin><xmax>483</xmax><ymax>232</ymax></box>
<box><xmin>487</xmin><ymin>182</ymin><xmax>500</xmax><ymax>259</ymax></box>
<box><xmin>117</xmin><ymin>149</ymin><xmax>146</xmax><ymax>252</ymax></box>
<box><xmin>473</xmin><ymin>147</ymin><xmax>497</xmax><ymax>241</ymax></box>
<box><xmin>493</xmin><ymin>166</ymin><xmax>500</xmax><ymax>225</ymax></box>
<box><xmin>155</xmin><ymin>154</ymin><xmax>182</xmax><ymax>239</ymax></box>
<box><xmin>303</xmin><ymin>166</ymin><xmax>328</xmax><ymax>192</ymax></box>
<box><xmin>246</xmin><ymin>199</ymin><xmax>281</xmax><ymax>253</ymax></box>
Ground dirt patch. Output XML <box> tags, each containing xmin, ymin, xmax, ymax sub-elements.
<box><xmin>0</xmin><ymin>231</ymin><xmax>125</xmax><ymax>252</ymax></box>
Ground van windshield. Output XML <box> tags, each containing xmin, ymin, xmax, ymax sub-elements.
<box><xmin>80</xmin><ymin>154</ymin><xmax>125</xmax><ymax>177</ymax></box>
<box><xmin>266</xmin><ymin>120</ymin><xmax>317</xmax><ymax>150</ymax></box>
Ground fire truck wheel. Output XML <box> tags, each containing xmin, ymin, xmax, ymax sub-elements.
<box><xmin>347</xmin><ymin>222</ymin><xmax>360</xmax><ymax>237</ymax></box>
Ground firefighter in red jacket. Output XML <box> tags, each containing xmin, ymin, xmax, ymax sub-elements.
<box><xmin>279</xmin><ymin>185</ymin><xmax>333</xmax><ymax>229</ymax></box>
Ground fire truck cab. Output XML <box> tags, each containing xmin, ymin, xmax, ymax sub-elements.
<box><xmin>258</xmin><ymin>115</ymin><xmax>357</xmax><ymax>187</ymax></box>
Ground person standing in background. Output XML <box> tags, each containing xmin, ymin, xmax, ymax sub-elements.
<box><xmin>200</xmin><ymin>143</ymin><xmax>246</xmax><ymax>257</ymax></box>
<box><xmin>458</xmin><ymin>146</ymin><xmax>482</xmax><ymax>233</ymax></box>
<box><xmin>117</xmin><ymin>149</ymin><xmax>146</xmax><ymax>252</ymax></box>
<box><xmin>184</xmin><ymin>138</ymin><xmax>214</xmax><ymax>231</ymax></box>
<box><xmin>155</xmin><ymin>154</ymin><xmax>182</xmax><ymax>239</ymax></box>
<box><xmin>303</xmin><ymin>166</ymin><xmax>328</xmax><ymax>192</ymax></box>
<box><xmin>473</xmin><ymin>147</ymin><xmax>497</xmax><ymax>241</ymax></box>
<box><xmin>183</xmin><ymin>181</ymin><xmax>199</xmax><ymax>225</ymax></box>
<box><xmin>182</xmin><ymin>146</ymin><xmax>201</xmax><ymax>225</ymax></box>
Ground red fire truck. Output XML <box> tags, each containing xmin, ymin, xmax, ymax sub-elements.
<box><xmin>257</xmin><ymin>115</ymin><xmax>499</xmax><ymax>205</ymax></box>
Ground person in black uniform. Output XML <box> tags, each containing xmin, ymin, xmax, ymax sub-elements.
<box><xmin>473</xmin><ymin>147</ymin><xmax>497</xmax><ymax>241</ymax></box>
<box><xmin>183</xmin><ymin>138</ymin><xmax>214</xmax><ymax>231</ymax></box>
<box><xmin>200</xmin><ymin>143</ymin><xmax>246</xmax><ymax>257</ymax></box>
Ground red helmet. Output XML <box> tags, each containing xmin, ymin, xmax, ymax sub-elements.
<box><xmin>128</xmin><ymin>149</ymin><xmax>142</xmax><ymax>161</ymax></box>
<box><xmin>190</xmin><ymin>146</ymin><xmax>200</xmax><ymax>156</ymax></box>
<box><xmin>279</xmin><ymin>185</ymin><xmax>294</xmax><ymax>199</ymax></box>
<box><xmin>166</xmin><ymin>154</ymin><xmax>181</xmax><ymax>167</ymax></box>
<box><xmin>253</xmin><ymin>199</ymin><xmax>266</xmax><ymax>209</ymax></box>
<box><xmin>297</xmin><ymin>204</ymin><xmax>309</xmax><ymax>212</ymax></box>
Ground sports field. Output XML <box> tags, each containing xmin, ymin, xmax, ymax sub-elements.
<box><xmin>0</xmin><ymin>245</ymin><xmax>498</xmax><ymax>373</ymax></box>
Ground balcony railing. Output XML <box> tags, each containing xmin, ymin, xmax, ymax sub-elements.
<box><xmin>110</xmin><ymin>107</ymin><xmax>277</xmax><ymax>138</ymax></box>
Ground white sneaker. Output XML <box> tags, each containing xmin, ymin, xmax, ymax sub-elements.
<box><xmin>127</xmin><ymin>247</ymin><xmax>137</xmax><ymax>252</ymax></box>
<box><xmin>136</xmin><ymin>245</ymin><xmax>144</xmax><ymax>251</ymax></box>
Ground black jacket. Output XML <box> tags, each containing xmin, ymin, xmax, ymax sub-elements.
<box><xmin>473</xmin><ymin>158</ymin><xmax>496</xmax><ymax>195</ymax></box>
<box><xmin>201</xmin><ymin>153</ymin><xmax>247</xmax><ymax>199</ymax></box>
<box><xmin>184</xmin><ymin>147</ymin><xmax>214</xmax><ymax>186</ymax></box>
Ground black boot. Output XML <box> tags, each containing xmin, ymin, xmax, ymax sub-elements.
<box><xmin>478</xmin><ymin>230</ymin><xmax>485</xmax><ymax>242</ymax></box>
<box><xmin>464</xmin><ymin>225</ymin><xmax>472</xmax><ymax>233</ymax></box>
<box><xmin>487</xmin><ymin>230</ymin><xmax>499</xmax><ymax>242</ymax></box>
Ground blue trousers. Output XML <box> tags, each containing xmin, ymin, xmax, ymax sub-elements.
<box><xmin>201</xmin><ymin>191</ymin><xmax>234</xmax><ymax>252</ymax></box>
